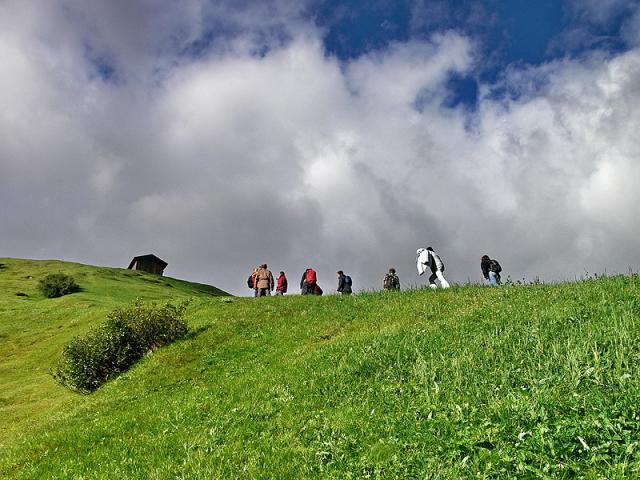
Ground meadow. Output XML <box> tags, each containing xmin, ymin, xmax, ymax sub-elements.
<box><xmin>1</xmin><ymin>258</ymin><xmax>639</xmax><ymax>479</ymax></box>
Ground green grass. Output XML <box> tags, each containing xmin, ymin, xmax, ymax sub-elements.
<box><xmin>0</xmin><ymin>258</ymin><xmax>227</xmax><ymax>447</ymax></box>
<box><xmin>1</xmin><ymin>259</ymin><xmax>640</xmax><ymax>478</ymax></box>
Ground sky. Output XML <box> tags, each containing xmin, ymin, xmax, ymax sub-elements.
<box><xmin>1</xmin><ymin>0</ymin><xmax>640</xmax><ymax>295</ymax></box>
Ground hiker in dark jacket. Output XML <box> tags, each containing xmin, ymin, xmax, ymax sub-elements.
<box><xmin>481</xmin><ymin>255</ymin><xmax>502</xmax><ymax>286</ymax></box>
<box><xmin>275</xmin><ymin>271</ymin><xmax>288</xmax><ymax>295</ymax></box>
<box><xmin>383</xmin><ymin>268</ymin><xmax>400</xmax><ymax>291</ymax></box>
<box><xmin>300</xmin><ymin>268</ymin><xmax>317</xmax><ymax>295</ymax></box>
<box><xmin>337</xmin><ymin>271</ymin><xmax>352</xmax><ymax>295</ymax></box>
<box><xmin>255</xmin><ymin>264</ymin><xmax>274</xmax><ymax>297</ymax></box>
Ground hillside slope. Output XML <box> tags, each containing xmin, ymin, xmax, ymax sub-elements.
<box><xmin>1</xmin><ymin>263</ymin><xmax>640</xmax><ymax>478</ymax></box>
<box><xmin>0</xmin><ymin>258</ymin><xmax>228</xmax><ymax>447</ymax></box>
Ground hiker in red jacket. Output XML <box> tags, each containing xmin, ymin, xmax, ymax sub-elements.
<box><xmin>300</xmin><ymin>268</ymin><xmax>317</xmax><ymax>295</ymax></box>
<box><xmin>275</xmin><ymin>271</ymin><xmax>288</xmax><ymax>295</ymax></box>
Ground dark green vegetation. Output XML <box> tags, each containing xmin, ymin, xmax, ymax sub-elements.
<box><xmin>54</xmin><ymin>302</ymin><xmax>189</xmax><ymax>392</ymax></box>
<box><xmin>38</xmin><ymin>272</ymin><xmax>80</xmax><ymax>298</ymax></box>
<box><xmin>1</xmin><ymin>258</ymin><xmax>640</xmax><ymax>478</ymax></box>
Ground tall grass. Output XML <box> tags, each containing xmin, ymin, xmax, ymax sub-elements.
<box><xmin>1</xmin><ymin>264</ymin><xmax>639</xmax><ymax>478</ymax></box>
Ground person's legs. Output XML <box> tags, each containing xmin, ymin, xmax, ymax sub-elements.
<box><xmin>436</xmin><ymin>270</ymin><xmax>450</xmax><ymax>289</ymax></box>
<box><xmin>489</xmin><ymin>271</ymin><xmax>498</xmax><ymax>286</ymax></box>
<box><xmin>429</xmin><ymin>272</ymin><xmax>438</xmax><ymax>289</ymax></box>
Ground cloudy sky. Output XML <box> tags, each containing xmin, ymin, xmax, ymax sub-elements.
<box><xmin>2</xmin><ymin>0</ymin><xmax>640</xmax><ymax>295</ymax></box>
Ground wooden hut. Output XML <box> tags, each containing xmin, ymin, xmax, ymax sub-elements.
<box><xmin>127</xmin><ymin>254</ymin><xmax>168</xmax><ymax>276</ymax></box>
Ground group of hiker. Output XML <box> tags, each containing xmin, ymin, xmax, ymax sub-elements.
<box><xmin>247</xmin><ymin>265</ymin><xmax>349</xmax><ymax>297</ymax></box>
<box><xmin>247</xmin><ymin>247</ymin><xmax>502</xmax><ymax>296</ymax></box>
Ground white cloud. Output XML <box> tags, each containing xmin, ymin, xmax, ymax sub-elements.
<box><xmin>1</xmin><ymin>1</ymin><xmax>640</xmax><ymax>294</ymax></box>
<box><xmin>568</xmin><ymin>0</ymin><xmax>632</xmax><ymax>24</ymax></box>
<box><xmin>554</xmin><ymin>1</ymin><xmax>640</xmax><ymax>54</ymax></box>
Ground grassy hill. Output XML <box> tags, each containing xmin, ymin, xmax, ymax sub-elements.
<box><xmin>0</xmin><ymin>258</ymin><xmax>228</xmax><ymax>445</ymax></box>
<box><xmin>1</xmin><ymin>259</ymin><xmax>640</xmax><ymax>478</ymax></box>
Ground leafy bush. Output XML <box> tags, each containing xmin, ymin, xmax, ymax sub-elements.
<box><xmin>54</xmin><ymin>301</ymin><xmax>188</xmax><ymax>392</ymax></box>
<box><xmin>110</xmin><ymin>301</ymin><xmax>188</xmax><ymax>352</ymax></box>
<box><xmin>39</xmin><ymin>273</ymin><xmax>80</xmax><ymax>298</ymax></box>
<box><xmin>55</xmin><ymin>317</ymin><xmax>142</xmax><ymax>392</ymax></box>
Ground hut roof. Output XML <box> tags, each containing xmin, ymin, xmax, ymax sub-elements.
<box><xmin>128</xmin><ymin>254</ymin><xmax>168</xmax><ymax>270</ymax></box>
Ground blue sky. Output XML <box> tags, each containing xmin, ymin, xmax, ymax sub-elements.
<box><xmin>309</xmin><ymin>0</ymin><xmax>634</xmax><ymax>108</ymax></box>
<box><xmin>313</xmin><ymin>0</ymin><xmax>632</xmax><ymax>62</ymax></box>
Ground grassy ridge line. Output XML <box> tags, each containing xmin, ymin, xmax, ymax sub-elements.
<box><xmin>2</xmin><ymin>276</ymin><xmax>640</xmax><ymax>478</ymax></box>
<box><xmin>0</xmin><ymin>258</ymin><xmax>228</xmax><ymax>446</ymax></box>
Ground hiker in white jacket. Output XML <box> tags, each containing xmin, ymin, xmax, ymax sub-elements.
<box><xmin>416</xmin><ymin>247</ymin><xmax>450</xmax><ymax>289</ymax></box>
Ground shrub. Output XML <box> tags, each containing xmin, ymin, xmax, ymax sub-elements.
<box><xmin>39</xmin><ymin>273</ymin><xmax>80</xmax><ymax>298</ymax></box>
<box><xmin>109</xmin><ymin>301</ymin><xmax>188</xmax><ymax>352</ymax></box>
<box><xmin>54</xmin><ymin>301</ymin><xmax>188</xmax><ymax>392</ymax></box>
<box><xmin>55</xmin><ymin>317</ymin><xmax>142</xmax><ymax>392</ymax></box>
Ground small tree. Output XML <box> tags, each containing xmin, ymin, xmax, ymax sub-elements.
<box><xmin>39</xmin><ymin>273</ymin><xmax>80</xmax><ymax>298</ymax></box>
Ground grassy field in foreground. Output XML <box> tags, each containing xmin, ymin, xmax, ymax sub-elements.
<box><xmin>1</xmin><ymin>259</ymin><xmax>640</xmax><ymax>478</ymax></box>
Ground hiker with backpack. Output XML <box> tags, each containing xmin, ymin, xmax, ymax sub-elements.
<box><xmin>383</xmin><ymin>268</ymin><xmax>400</xmax><ymax>291</ymax></box>
<box><xmin>275</xmin><ymin>271</ymin><xmax>288</xmax><ymax>295</ymax></box>
<box><xmin>481</xmin><ymin>255</ymin><xmax>502</xmax><ymax>286</ymax></box>
<box><xmin>416</xmin><ymin>247</ymin><xmax>450</xmax><ymax>289</ymax></box>
<box><xmin>337</xmin><ymin>271</ymin><xmax>352</xmax><ymax>295</ymax></box>
<box><xmin>247</xmin><ymin>267</ymin><xmax>259</xmax><ymax>297</ymax></box>
<box><xmin>254</xmin><ymin>264</ymin><xmax>274</xmax><ymax>297</ymax></box>
<box><xmin>300</xmin><ymin>268</ymin><xmax>317</xmax><ymax>295</ymax></box>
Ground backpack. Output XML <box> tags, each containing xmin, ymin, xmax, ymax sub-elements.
<box><xmin>384</xmin><ymin>273</ymin><xmax>398</xmax><ymax>289</ymax></box>
<box><xmin>490</xmin><ymin>260</ymin><xmax>502</xmax><ymax>273</ymax></box>
<box><xmin>247</xmin><ymin>275</ymin><xmax>254</xmax><ymax>289</ymax></box>
<box><xmin>344</xmin><ymin>275</ymin><xmax>352</xmax><ymax>286</ymax></box>
<box><xmin>306</xmin><ymin>269</ymin><xmax>317</xmax><ymax>284</ymax></box>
